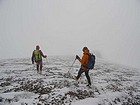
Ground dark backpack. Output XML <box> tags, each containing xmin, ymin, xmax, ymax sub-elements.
<box><xmin>87</xmin><ymin>53</ymin><xmax>95</xmax><ymax>69</ymax></box>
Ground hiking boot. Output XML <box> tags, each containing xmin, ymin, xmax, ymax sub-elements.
<box><xmin>86</xmin><ymin>84</ymin><xmax>91</xmax><ymax>87</ymax></box>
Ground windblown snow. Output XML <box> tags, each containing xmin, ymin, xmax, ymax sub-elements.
<box><xmin>0</xmin><ymin>56</ymin><xmax>140</xmax><ymax>105</ymax></box>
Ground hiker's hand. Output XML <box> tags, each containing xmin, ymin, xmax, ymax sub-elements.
<box><xmin>44</xmin><ymin>55</ymin><xmax>47</xmax><ymax>58</ymax></box>
<box><xmin>76</xmin><ymin>55</ymin><xmax>80</xmax><ymax>60</ymax></box>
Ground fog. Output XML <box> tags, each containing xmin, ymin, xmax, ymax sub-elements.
<box><xmin>0</xmin><ymin>0</ymin><xmax>140</xmax><ymax>69</ymax></box>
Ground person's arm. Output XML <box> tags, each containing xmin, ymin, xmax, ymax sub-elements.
<box><xmin>76</xmin><ymin>55</ymin><xmax>87</xmax><ymax>64</ymax></box>
<box><xmin>31</xmin><ymin>51</ymin><xmax>35</xmax><ymax>64</ymax></box>
<box><xmin>79</xmin><ymin>55</ymin><xmax>88</xmax><ymax>65</ymax></box>
<box><xmin>40</xmin><ymin>50</ymin><xmax>47</xmax><ymax>58</ymax></box>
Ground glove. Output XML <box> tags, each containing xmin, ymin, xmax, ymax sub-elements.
<box><xmin>76</xmin><ymin>55</ymin><xmax>80</xmax><ymax>60</ymax></box>
<box><xmin>44</xmin><ymin>55</ymin><xmax>47</xmax><ymax>58</ymax></box>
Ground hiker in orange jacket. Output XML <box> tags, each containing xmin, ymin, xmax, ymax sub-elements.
<box><xmin>31</xmin><ymin>45</ymin><xmax>47</xmax><ymax>74</ymax></box>
<box><xmin>76</xmin><ymin>47</ymin><xmax>91</xmax><ymax>86</ymax></box>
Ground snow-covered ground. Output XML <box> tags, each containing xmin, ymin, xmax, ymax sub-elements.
<box><xmin>0</xmin><ymin>56</ymin><xmax>140</xmax><ymax>105</ymax></box>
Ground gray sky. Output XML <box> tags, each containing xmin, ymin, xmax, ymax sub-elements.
<box><xmin>0</xmin><ymin>0</ymin><xmax>140</xmax><ymax>69</ymax></box>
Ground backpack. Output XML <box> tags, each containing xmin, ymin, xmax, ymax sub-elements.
<box><xmin>87</xmin><ymin>53</ymin><xmax>95</xmax><ymax>69</ymax></box>
<box><xmin>34</xmin><ymin>50</ymin><xmax>42</xmax><ymax>61</ymax></box>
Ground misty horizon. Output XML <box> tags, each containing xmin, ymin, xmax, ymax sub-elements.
<box><xmin>0</xmin><ymin>0</ymin><xmax>140</xmax><ymax>69</ymax></box>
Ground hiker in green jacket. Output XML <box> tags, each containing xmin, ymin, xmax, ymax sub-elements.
<box><xmin>31</xmin><ymin>45</ymin><xmax>47</xmax><ymax>74</ymax></box>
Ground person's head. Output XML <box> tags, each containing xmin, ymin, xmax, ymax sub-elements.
<box><xmin>82</xmin><ymin>47</ymin><xmax>88</xmax><ymax>51</ymax></box>
<box><xmin>36</xmin><ymin>45</ymin><xmax>40</xmax><ymax>50</ymax></box>
<box><xmin>82</xmin><ymin>47</ymin><xmax>89</xmax><ymax>52</ymax></box>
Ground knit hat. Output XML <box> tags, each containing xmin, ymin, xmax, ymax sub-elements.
<box><xmin>82</xmin><ymin>47</ymin><xmax>88</xmax><ymax>51</ymax></box>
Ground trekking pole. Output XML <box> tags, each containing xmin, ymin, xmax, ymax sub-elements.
<box><xmin>46</xmin><ymin>57</ymin><xmax>49</xmax><ymax>65</ymax></box>
<box><xmin>68</xmin><ymin>58</ymin><xmax>76</xmax><ymax>73</ymax></box>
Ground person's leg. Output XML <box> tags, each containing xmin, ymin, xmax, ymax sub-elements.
<box><xmin>40</xmin><ymin>64</ymin><xmax>42</xmax><ymax>73</ymax></box>
<box><xmin>76</xmin><ymin>68</ymin><xmax>84</xmax><ymax>80</ymax></box>
<box><xmin>39</xmin><ymin>60</ymin><xmax>43</xmax><ymax>74</ymax></box>
<box><xmin>85</xmin><ymin>70</ymin><xmax>91</xmax><ymax>85</ymax></box>
<box><xmin>36</xmin><ymin>64</ymin><xmax>39</xmax><ymax>73</ymax></box>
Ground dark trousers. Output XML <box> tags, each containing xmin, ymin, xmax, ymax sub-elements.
<box><xmin>76</xmin><ymin>68</ymin><xmax>91</xmax><ymax>85</ymax></box>
<box><xmin>36</xmin><ymin>64</ymin><xmax>42</xmax><ymax>72</ymax></box>
<box><xmin>36</xmin><ymin>60</ymin><xmax>43</xmax><ymax>72</ymax></box>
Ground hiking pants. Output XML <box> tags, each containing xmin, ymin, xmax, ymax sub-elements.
<box><xmin>76</xmin><ymin>68</ymin><xmax>91</xmax><ymax>85</ymax></box>
<box><xmin>36</xmin><ymin>60</ymin><xmax>43</xmax><ymax>71</ymax></box>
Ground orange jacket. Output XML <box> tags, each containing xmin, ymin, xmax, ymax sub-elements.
<box><xmin>79</xmin><ymin>49</ymin><xmax>90</xmax><ymax>65</ymax></box>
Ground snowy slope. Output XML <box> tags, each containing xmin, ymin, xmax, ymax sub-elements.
<box><xmin>0</xmin><ymin>56</ymin><xmax>140</xmax><ymax>105</ymax></box>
